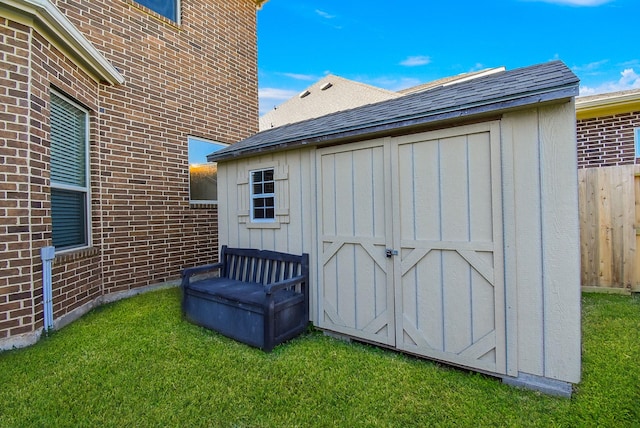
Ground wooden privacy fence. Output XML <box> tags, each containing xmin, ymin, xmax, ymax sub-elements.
<box><xmin>578</xmin><ymin>165</ymin><xmax>640</xmax><ymax>292</ymax></box>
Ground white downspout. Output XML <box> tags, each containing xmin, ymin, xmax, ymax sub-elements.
<box><xmin>40</xmin><ymin>246</ymin><xmax>55</xmax><ymax>332</ymax></box>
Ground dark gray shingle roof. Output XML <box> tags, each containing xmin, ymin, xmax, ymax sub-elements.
<box><xmin>210</xmin><ymin>60</ymin><xmax>579</xmax><ymax>162</ymax></box>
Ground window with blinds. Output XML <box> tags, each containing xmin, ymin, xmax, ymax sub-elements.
<box><xmin>50</xmin><ymin>92</ymin><xmax>90</xmax><ymax>251</ymax></box>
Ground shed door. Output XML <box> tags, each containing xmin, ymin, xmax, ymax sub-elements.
<box><xmin>317</xmin><ymin>140</ymin><xmax>396</xmax><ymax>346</ymax></box>
<box><xmin>392</xmin><ymin>123</ymin><xmax>506</xmax><ymax>374</ymax></box>
<box><xmin>316</xmin><ymin>123</ymin><xmax>505</xmax><ymax>375</ymax></box>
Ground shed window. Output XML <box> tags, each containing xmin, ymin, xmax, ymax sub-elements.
<box><xmin>135</xmin><ymin>0</ymin><xmax>179</xmax><ymax>22</ymax></box>
<box><xmin>50</xmin><ymin>91</ymin><xmax>90</xmax><ymax>251</ymax></box>
<box><xmin>250</xmin><ymin>168</ymin><xmax>276</xmax><ymax>221</ymax></box>
<box><xmin>635</xmin><ymin>128</ymin><xmax>640</xmax><ymax>158</ymax></box>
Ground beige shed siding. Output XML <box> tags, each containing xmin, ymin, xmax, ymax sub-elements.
<box><xmin>539</xmin><ymin>101</ymin><xmax>581</xmax><ymax>382</ymax></box>
<box><xmin>217</xmin><ymin>149</ymin><xmax>318</xmax><ymax>319</ymax></box>
<box><xmin>218</xmin><ymin>102</ymin><xmax>580</xmax><ymax>384</ymax></box>
<box><xmin>501</xmin><ymin>108</ymin><xmax>545</xmax><ymax>377</ymax></box>
<box><xmin>502</xmin><ymin>101</ymin><xmax>581</xmax><ymax>384</ymax></box>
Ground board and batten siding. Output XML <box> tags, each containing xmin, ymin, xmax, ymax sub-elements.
<box><xmin>216</xmin><ymin>149</ymin><xmax>318</xmax><ymax>320</ymax></box>
<box><xmin>501</xmin><ymin>101</ymin><xmax>581</xmax><ymax>384</ymax></box>
<box><xmin>217</xmin><ymin>100</ymin><xmax>581</xmax><ymax>387</ymax></box>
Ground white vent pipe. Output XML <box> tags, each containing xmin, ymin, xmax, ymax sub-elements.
<box><xmin>40</xmin><ymin>246</ymin><xmax>55</xmax><ymax>331</ymax></box>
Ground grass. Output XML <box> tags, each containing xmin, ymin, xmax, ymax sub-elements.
<box><xmin>0</xmin><ymin>289</ymin><xmax>638</xmax><ymax>427</ymax></box>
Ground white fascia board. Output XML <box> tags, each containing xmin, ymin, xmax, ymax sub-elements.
<box><xmin>576</xmin><ymin>91</ymin><xmax>640</xmax><ymax>110</ymax></box>
<box><xmin>2</xmin><ymin>0</ymin><xmax>125</xmax><ymax>85</ymax></box>
<box><xmin>575</xmin><ymin>90</ymin><xmax>640</xmax><ymax>119</ymax></box>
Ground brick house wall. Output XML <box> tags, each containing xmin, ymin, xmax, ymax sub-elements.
<box><xmin>0</xmin><ymin>0</ymin><xmax>260</xmax><ymax>348</ymax></box>
<box><xmin>576</xmin><ymin>111</ymin><xmax>640</xmax><ymax>168</ymax></box>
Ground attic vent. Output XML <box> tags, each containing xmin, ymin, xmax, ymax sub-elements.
<box><xmin>320</xmin><ymin>82</ymin><xmax>333</xmax><ymax>90</ymax></box>
<box><xmin>299</xmin><ymin>90</ymin><xmax>311</xmax><ymax>98</ymax></box>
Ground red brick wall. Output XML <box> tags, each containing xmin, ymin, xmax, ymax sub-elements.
<box><xmin>0</xmin><ymin>18</ymin><xmax>42</xmax><ymax>340</ymax></box>
<box><xmin>31</xmin><ymin>27</ymin><xmax>103</xmax><ymax>330</ymax></box>
<box><xmin>576</xmin><ymin>111</ymin><xmax>640</xmax><ymax>168</ymax></box>
<box><xmin>0</xmin><ymin>0</ymin><xmax>259</xmax><ymax>344</ymax></box>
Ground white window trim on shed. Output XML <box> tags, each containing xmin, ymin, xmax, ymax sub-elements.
<box><xmin>236</xmin><ymin>162</ymin><xmax>290</xmax><ymax>229</ymax></box>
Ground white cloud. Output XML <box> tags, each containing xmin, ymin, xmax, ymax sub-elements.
<box><xmin>572</xmin><ymin>59</ymin><xmax>609</xmax><ymax>73</ymax></box>
<box><xmin>580</xmin><ymin>68</ymin><xmax>640</xmax><ymax>96</ymax></box>
<box><xmin>280</xmin><ymin>73</ymin><xmax>318</xmax><ymax>81</ymax></box>
<box><xmin>528</xmin><ymin>0</ymin><xmax>613</xmax><ymax>5</ymax></box>
<box><xmin>315</xmin><ymin>9</ymin><xmax>335</xmax><ymax>19</ymax></box>
<box><xmin>400</xmin><ymin>56</ymin><xmax>431</xmax><ymax>67</ymax></box>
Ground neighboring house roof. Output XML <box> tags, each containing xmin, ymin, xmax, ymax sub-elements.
<box><xmin>398</xmin><ymin>67</ymin><xmax>506</xmax><ymax>94</ymax></box>
<box><xmin>212</xmin><ymin>60</ymin><xmax>579</xmax><ymax>162</ymax></box>
<box><xmin>259</xmin><ymin>74</ymin><xmax>401</xmax><ymax>131</ymax></box>
<box><xmin>575</xmin><ymin>88</ymin><xmax>640</xmax><ymax>120</ymax></box>
<box><xmin>2</xmin><ymin>0</ymin><xmax>124</xmax><ymax>85</ymax></box>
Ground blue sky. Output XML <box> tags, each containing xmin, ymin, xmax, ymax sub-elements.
<box><xmin>256</xmin><ymin>0</ymin><xmax>640</xmax><ymax>115</ymax></box>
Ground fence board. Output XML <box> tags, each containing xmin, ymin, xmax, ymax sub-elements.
<box><xmin>578</xmin><ymin>165</ymin><xmax>640</xmax><ymax>291</ymax></box>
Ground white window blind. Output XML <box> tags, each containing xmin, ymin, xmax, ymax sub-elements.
<box><xmin>50</xmin><ymin>92</ymin><xmax>90</xmax><ymax>250</ymax></box>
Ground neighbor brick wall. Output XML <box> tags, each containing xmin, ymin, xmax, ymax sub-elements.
<box><xmin>0</xmin><ymin>0</ymin><xmax>259</xmax><ymax>344</ymax></box>
<box><xmin>576</xmin><ymin>111</ymin><xmax>640</xmax><ymax>168</ymax></box>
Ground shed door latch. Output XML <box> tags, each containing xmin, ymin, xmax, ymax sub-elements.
<box><xmin>385</xmin><ymin>249</ymin><xmax>398</xmax><ymax>258</ymax></box>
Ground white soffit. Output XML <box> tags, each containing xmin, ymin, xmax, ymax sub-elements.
<box><xmin>1</xmin><ymin>0</ymin><xmax>125</xmax><ymax>85</ymax></box>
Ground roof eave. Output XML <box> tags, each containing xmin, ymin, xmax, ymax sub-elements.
<box><xmin>576</xmin><ymin>91</ymin><xmax>640</xmax><ymax>120</ymax></box>
<box><xmin>2</xmin><ymin>0</ymin><xmax>125</xmax><ymax>85</ymax></box>
<box><xmin>211</xmin><ymin>83</ymin><xmax>578</xmax><ymax>163</ymax></box>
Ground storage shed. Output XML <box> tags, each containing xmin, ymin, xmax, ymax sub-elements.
<box><xmin>209</xmin><ymin>60</ymin><xmax>581</xmax><ymax>396</ymax></box>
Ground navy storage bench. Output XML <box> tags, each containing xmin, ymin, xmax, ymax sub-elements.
<box><xmin>181</xmin><ymin>246</ymin><xmax>310</xmax><ymax>351</ymax></box>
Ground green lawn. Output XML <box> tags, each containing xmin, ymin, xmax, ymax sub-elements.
<box><xmin>0</xmin><ymin>289</ymin><xmax>638</xmax><ymax>427</ymax></box>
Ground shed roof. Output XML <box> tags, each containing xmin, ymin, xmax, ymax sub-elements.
<box><xmin>398</xmin><ymin>67</ymin><xmax>506</xmax><ymax>94</ymax></box>
<box><xmin>210</xmin><ymin>60</ymin><xmax>579</xmax><ymax>162</ymax></box>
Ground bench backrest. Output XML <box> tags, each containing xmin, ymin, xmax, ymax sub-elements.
<box><xmin>220</xmin><ymin>246</ymin><xmax>309</xmax><ymax>286</ymax></box>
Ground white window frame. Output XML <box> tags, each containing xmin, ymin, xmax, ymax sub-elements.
<box><xmin>250</xmin><ymin>168</ymin><xmax>276</xmax><ymax>223</ymax></box>
<box><xmin>635</xmin><ymin>127</ymin><xmax>640</xmax><ymax>158</ymax></box>
<box><xmin>50</xmin><ymin>90</ymin><xmax>91</xmax><ymax>253</ymax></box>
<box><xmin>188</xmin><ymin>136</ymin><xmax>227</xmax><ymax>205</ymax></box>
